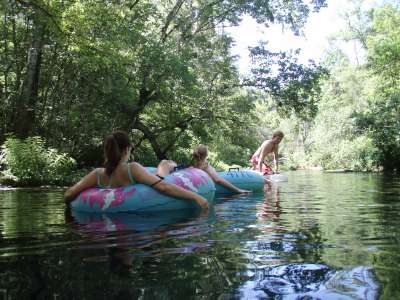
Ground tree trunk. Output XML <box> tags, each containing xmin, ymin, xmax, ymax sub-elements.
<box><xmin>3</xmin><ymin>11</ymin><xmax>8</xmax><ymax>100</ymax></box>
<box><xmin>12</xmin><ymin>10</ymin><xmax>20</xmax><ymax>94</ymax></box>
<box><xmin>134</xmin><ymin>120</ymin><xmax>167</xmax><ymax>160</ymax></box>
<box><xmin>14</xmin><ymin>13</ymin><xmax>45</xmax><ymax>138</ymax></box>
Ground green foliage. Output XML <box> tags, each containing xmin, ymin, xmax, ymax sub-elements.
<box><xmin>260</xmin><ymin>3</ymin><xmax>400</xmax><ymax>172</ymax></box>
<box><xmin>367</xmin><ymin>5</ymin><xmax>400</xmax><ymax>84</ymax></box>
<box><xmin>298</xmin><ymin>59</ymin><xmax>384</xmax><ymax>171</ymax></box>
<box><xmin>1</xmin><ymin>137</ymin><xmax>77</xmax><ymax>186</ymax></box>
<box><xmin>307</xmin><ymin>4</ymin><xmax>399</xmax><ymax>172</ymax></box>
<box><xmin>249</xmin><ymin>51</ymin><xmax>382</xmax><ymax>171</ymax></box>
<box><xmin>0</xmin><ymin>0</ymin><xmax>328</xmax><ymax>177</ymax></box>
<box><xmin>352</xmin><ymin>4</ymin><xmax>400</xmax><ymax>171</ymax></box>
<box><xmin>354</xmin><ymin>93</ymin><xmax>400</xmax><ymax>170</ymax></box>
<box><xmin>248</xmin><ymin>46</ymin><xmax>328</xmax><ymax>119</ymax></box>
<box><xmin>310</xmin><ymin>135</ymin><xmax>379</xmax><ymax>171</ymax></box>
<box><xmin>350</xmin><ymin>135</ymin><xmax>380</xmax><ymax>171</ymax></box>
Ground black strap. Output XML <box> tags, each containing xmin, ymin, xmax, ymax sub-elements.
<box><xmin>173</xmin><ymin>164</ymin><xmax>188</xmax><ymax>172</ymax></box>
<box><xmin>150</xmin><ymin>178</ymin><xmax>163</xmax><ymax>187</ymax></box>
<box><xmin>150</xmin><ymin>174</ymin><xmax>165</xmax><ymax>187</ymax></box>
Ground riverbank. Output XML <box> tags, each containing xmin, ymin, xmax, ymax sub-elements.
<box><xmin>0</xmin><ymin>184</ymin><xmax>66</xmax><ymax>191</ymax></box>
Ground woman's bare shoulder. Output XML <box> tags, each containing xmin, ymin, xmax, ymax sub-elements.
<box><xmin>129</xmin><ymin>161</ymin><xmax>143</xmax><ymax>170</ymax></box>
<box><xmin>94</xmin><ymin>167</ymin><xmax>105</xmax><ymax>174</ymax></box>
<box><xmin>263</xmin><ymin>139</ymin><xmax>273</xmax><ymax>146</ymax></box>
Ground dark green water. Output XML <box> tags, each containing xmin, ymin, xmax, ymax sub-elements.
<box><xmin>0</xmin><ymin>171</ymin><xmax>399</xmax><ymax>299</ymax></box>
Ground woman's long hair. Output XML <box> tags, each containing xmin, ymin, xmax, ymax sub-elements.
<box><xmin>103</xmin><ymin>131</ymin><xmax>132</xmax><ymax>176</ymax></box>
<box><xmin>190</xmin><ymin>145</ymin><xmax>208</xmax><ymax>168</ymax></box>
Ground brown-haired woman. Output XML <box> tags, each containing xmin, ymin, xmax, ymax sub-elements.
<box><xmin>64</xmin><ymin>131</ymin><xmax>208</xmax><ymax>209</ymax></box>
<box><xmin>191</xmin><ymin>145</ymin><xmax>250</xmax><ymax>194</ymax></box>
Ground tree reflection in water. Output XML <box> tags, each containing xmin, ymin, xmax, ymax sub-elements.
<box><xmin>2</xmin><ymin>171</ymin><xmax>398</xmax><ymax>299</ymax></box>
<box><xmin>247</xmin><ymin>184</ymin><xmax>381</xmax><ymax>299</ymax></box>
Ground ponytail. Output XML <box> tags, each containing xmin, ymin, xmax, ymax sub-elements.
<box><xmin>103</xmin><ymin>131</ymin><xmax>132</xmax><ymax>176</ymax></box>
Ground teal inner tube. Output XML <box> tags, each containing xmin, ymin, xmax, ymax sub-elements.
<box><xmin>71</xmin><ymin>168</ymin><xmax>215</xmax><ymax>213</ymax></box>
<box><xmin>216</xmin><ymin>168</ymin><xmax>265</xmax><ymax>194</ymax></box>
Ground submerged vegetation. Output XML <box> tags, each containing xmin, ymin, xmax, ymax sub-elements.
<box><xmin>0</xmin><ymin>0</ymin><xmax>399</xmax><ymax>185</ymax></box>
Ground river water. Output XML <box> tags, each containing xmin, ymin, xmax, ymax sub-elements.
<box><xmin>0</xmin><ymin>171</ymin><xmax>399</xmax><ymax>299</ymax></box>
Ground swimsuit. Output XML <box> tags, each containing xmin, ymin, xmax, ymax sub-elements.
<box><xmin>96</xmin><ymin>163</ymin><xmax>136</xmax><ymax>188</ymax></box>
<box><xmin>250</xmin><ymin>154</ymin><xmax>273</xmax><ymax>175</ymax></box>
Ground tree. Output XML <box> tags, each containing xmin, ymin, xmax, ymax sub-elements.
<box><xmin>355</xmin><ymin>4</ymin><xmax>400</xmax><ymax>170</ymax></box>
<box><xmin>248</xmin><ymin>46</ymin><xmax>328</xmax><ymax>120</ymax></box>
<box><xmin>0</xmin><ymin>0</ymin><xmax>328</xmax><ymax>166</ymax></box>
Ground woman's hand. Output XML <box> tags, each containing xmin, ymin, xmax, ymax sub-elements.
<box><xmin>195</xmin><ymin>197</ymin><xmax>209</xmax><ymax>209</ymax></box>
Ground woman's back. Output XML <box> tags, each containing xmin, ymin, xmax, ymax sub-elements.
<box><xmin>96</xmin><ymin>163</ymin><xmax>136</xmax><ymax>188</ymax></box>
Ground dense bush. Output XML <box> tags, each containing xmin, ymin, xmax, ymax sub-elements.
<box><xmin>0</xmin><ymin>136</ymin><xmax>78</xmax><ymax>186</ymax></box>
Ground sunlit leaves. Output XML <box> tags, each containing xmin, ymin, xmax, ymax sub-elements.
<box><xmin>248</xmin><ymin>45</ymin><xmax>328</xmax><ymax>119</ymax></box>
<box><xmin>367</xmin><ymin>5</ymin><xmax>400</xmax><ymax>84</ymax></box>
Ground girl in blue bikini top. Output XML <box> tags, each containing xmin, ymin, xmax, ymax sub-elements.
<box><xmin>64</xmin><ymin>131</ymin><xmax>208</xmax><ymax>209</ymax></box>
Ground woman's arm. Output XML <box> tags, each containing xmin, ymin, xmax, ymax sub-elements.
<box><xmin>64</xmin><ymin>170</ymin><xmax>98</xmax><ymax>204</ymax></box>
<box><xmin>205</xmin><ymin>165</ymin><xmax>250</xmax><ymax>194</ymax></box>
<box><xmin>130</xmin><ymin>162</ymin><xmax>208</xmax><ymax>209</ymax></box>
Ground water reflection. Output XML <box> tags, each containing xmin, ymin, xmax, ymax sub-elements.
<box><xmin>66</xmin><ymin>207</ymin><xmax>216</xmax><ymax>258</ymax></box>
<box><xmin>244</xmin><ymin>180</ymin><xmax>381</xmax><ymax>299</ymax></box>
<box><xmin>240</xmin><ymin>263</ymin><xmax>379</xmax><ymax>299</ymax></box>
<box><xmin>1</xmin><ymin>172</ymin><xmax>400</xmax><ymax>298</ymax></box>
<box><xmin>66</xmin><ymin>208</ymin><xmax>212</xmax><ymax>276</ymax></box>
<box><xmin>63</xmin><ymin>207</ymin><xmax>222</xmax><ymax>297</ymax></box>
<box><xmin>69</xmin><ymin>208</ymin><xmax>206</xmax><ymax>234</ymax></box>
<box><xmin>257</xmin><ymin>185</ymin><xmax>281</xmax><ymax>221</ymax></box>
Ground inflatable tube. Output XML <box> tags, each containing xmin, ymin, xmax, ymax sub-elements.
<box><xmin>216</xmin><ymin>169</ymin><xmax>265</xmax><ymax>194</ymax></box>
<box><xmin>71</xmin><ymin>168</ymin><xmax>215</xmax><ymax>213</ymax></box>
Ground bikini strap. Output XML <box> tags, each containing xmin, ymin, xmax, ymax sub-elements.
<box><xmin>126</xmin><ymin>163</ymin><xmax>134</xmax><ymax>183</ymax></box>
<box><xmin>95</xmin><ymin>168</ymin><xmax>103</xmax><ymax>188</ymax></box>
<box><xmin>98</xmin><ymin>168</ymin><xmax>113</xmax><ymax>188</ymax></box>
<box><xmin>107</xmin><ymin>173</ymin><xmax>113</xmax><ymax>188</ymax></box>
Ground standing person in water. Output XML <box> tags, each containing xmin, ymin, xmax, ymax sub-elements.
<box><xmin>251</xmin><ymin>131</ymin><xmax>284</xmax><ymax>175</ymax></box>
<box><xmin>190</xmin><ymin>145</ymin><xmax>251</xmax><ymax>194</ymax></box>
<box><xmin>64</xmin><ymin>131</ymin><xmax>208</xmax><ymax>209</ymax></box>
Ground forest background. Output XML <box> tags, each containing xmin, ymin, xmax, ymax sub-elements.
<box><xmin>0</xmin><ymin>0</ymin><xmax>399</xmax><ymax>186</ymax></box>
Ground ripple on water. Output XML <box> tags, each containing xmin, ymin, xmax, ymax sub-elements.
<box><xmin>0</xmin><ymin>172</ymin><xmax>399</xmax><ymax>299</ymax></box>
<box><xmin>239</xmin><ymin>263</ymin><xmax>379</xmax><ymax>300</ymax></box>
